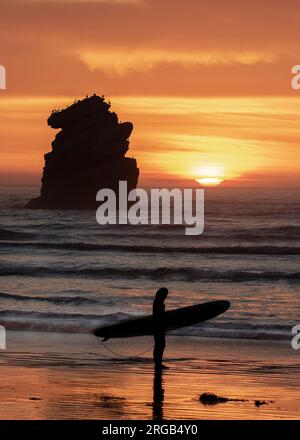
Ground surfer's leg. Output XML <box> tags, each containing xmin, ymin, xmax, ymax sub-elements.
<box><xmin>153</xmin><ymin>333</ymin><xmax>160</xmax><ymax>366</ymax></box>
<box><xmin>153</xmin><ymin>332</ymin><xmax>165</xmax><ymax>368</ymax></box>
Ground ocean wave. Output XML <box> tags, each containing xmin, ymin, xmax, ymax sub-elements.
<box><xmin>0</xmin><ymin>291</ymin><xmax>98</xmax><ymax>305</ymax></box>
<box><xmin>172</xmin><ymin>322</ymin><xmax>292</xmax><ymax>341</ymax></box>
<box><xmin>251</xmin><ymin>225</ymin><xmax>300</xmax><ymax>233</ymax></box>
<box><xmin>0</xmin><ymin>228</ymin><xmax>33</xmax><ymax>240</ymax></box>
<box><xmin>1</xmin><ymin>264</ymin><xmax>299</xmax><ymax>281</ymax></box>
<box><xmin>0</xmin><ymin>309</ymin><xmax>114</xmax><ymax>320</ymax></box>
<box><xmin>0</xmin><ymin>309</ymin><xmax>129</xmax><ymax>333</ymax></box>
<box><xmin>0</xmin><ymin>240</ymin><xmax>299</xmax><ymax>255</ymax></box>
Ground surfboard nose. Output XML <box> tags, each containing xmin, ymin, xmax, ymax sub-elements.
<box><xmin>93</xmin><ymin>328</ymin><xmax>103</xmax><ymax>337</ymax></box>
<box><xmin>219</xmin><ymin>300</ymin><xmax>231</xmax><ymax>312</ymax></box>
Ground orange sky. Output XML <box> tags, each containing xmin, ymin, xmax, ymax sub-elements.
<box><xmin>0</xmin><ymin>0</ymin><xmax>300</xmax><ymax>187</ymax></box>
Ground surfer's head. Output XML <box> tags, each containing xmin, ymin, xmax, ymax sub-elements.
<box><xmin>155</xmin><ymin>287</ymin><xmax>168</xmax><ymax>301</ymax></box>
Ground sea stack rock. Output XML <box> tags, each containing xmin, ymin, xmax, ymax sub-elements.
<box><xmin>26</xmin><ymin>94</ymin><xmax>139</xmax><ymax>209</ymax></box>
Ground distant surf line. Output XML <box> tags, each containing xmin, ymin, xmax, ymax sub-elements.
<box><xmin>1</xmin><ymin>264</ymin><xmax>299</xmax><ymax>282</ymax></box>
<box><xmin>0</xmin><ymin>240</ymin><xmax>299</xmax><ymax>255</ymax></box>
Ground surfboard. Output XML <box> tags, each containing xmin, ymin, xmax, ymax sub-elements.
<box><xmin>93</xmin><ymin>300</ymin><xmax>230</xmax><ymax>340</ymax></box>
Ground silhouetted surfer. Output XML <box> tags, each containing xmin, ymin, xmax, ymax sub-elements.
<box><xmin>153</xmin><ymin>287</ymin><xmax>169</xmax><ymax>369</ymax></box>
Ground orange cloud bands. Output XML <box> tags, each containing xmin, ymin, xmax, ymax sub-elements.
<box><xmin>0</xmin><ymin>0</ymin><xmax>300</xmax><ymax>187</ymax></box>
<box><xmin>75</xmin><ymin>49</ymin><xmax>278</xmax><ymax>75</ymax></box>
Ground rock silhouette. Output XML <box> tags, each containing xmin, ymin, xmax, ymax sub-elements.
<box><xmin>199</xmin><ymin>393</ymin><xmax>247</xmax><ymax>405</ymax></box>
<box><xmin>199</xmin><ymin>393</ymin><xmax>273</xmax><ymax>408</ymax></box>
<box><xmin>26</xmin><ymin>94</ymin><xmax>139</xmax><ymax>209</ymax></box>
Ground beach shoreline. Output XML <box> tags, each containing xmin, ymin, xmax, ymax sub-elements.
<box><xmin>0</xmin><ymin>330</ymin><xmax>299</xmax><ymax>419</ymax></box>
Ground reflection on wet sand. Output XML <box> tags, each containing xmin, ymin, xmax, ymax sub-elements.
<box><xmin>152</xmin><ymin>367</ymin><xmax>165</xmax><ymax>420</ymax></box>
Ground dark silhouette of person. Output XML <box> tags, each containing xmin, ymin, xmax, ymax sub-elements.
<box><xmin>153</xmin><ymin>287</ymin><xmax>168</xmax><ymax>369</ymax></box>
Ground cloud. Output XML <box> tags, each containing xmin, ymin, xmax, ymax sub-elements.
<box><xmin>74</xmin><ymin>49</ymin><xmax>278</xmax><ymax>74</ymax></box>
<box><xmin>0</xmin><ymin>0</ymin><xmax>298</xmax><ymax>96</ymax></box>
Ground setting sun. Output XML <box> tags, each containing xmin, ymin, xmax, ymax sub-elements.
<box><xmin>196</xmin><ymin>177</ymin><xmax>224</xmax><ymax>186</ymax></box>
<box><xmin>195</xmin><ymin>165</ymin><xmax>224</xmax><ymax>186</ymax></box>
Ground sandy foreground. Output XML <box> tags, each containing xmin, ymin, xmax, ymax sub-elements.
<box><xmin>0</xmin><ymin>331</ymin><xmax>299</xmax><ymax>420</ymax></box>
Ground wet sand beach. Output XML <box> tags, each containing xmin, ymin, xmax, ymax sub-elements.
<box><xmin>0</xmin><ymin>331</ymin><xmax>299</xmax><ymax>419</ymax></box>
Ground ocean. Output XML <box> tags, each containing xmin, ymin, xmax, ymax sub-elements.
<box><xmin>0</xmin><ymin>186</ymin><xmax>299</xmax><ymax>342</ymax></box>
